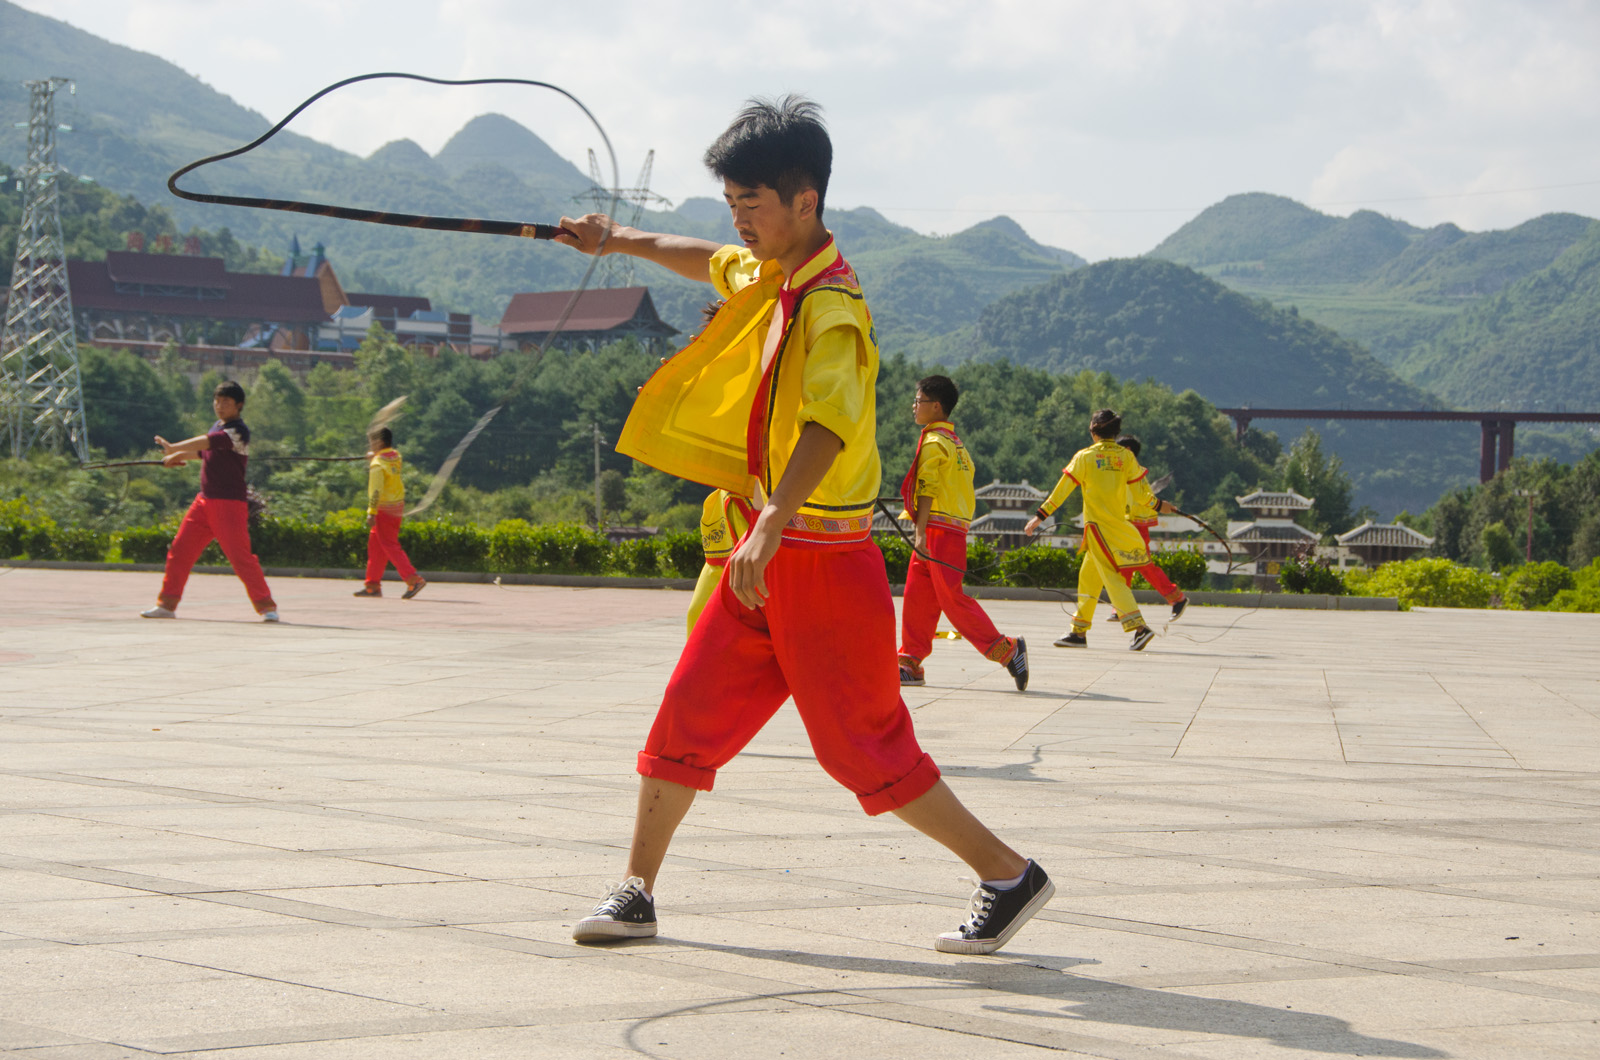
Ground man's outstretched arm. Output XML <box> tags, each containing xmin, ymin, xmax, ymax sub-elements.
<box><xmin>555</xmin><ymin>213</ymin><xmax>722</xmax><ymax>282</ymax></box>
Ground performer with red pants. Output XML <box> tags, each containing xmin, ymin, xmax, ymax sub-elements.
<box><xmin>352</xmin><ymin>427</ymin><xmax>425</xmax><ymax>599</ymax></box>
<box><xmin>896</xmin><ymin>374</ymin><xmax>1027</xmax><ymax>690</ymax></box>
<box><xmin>554</xmin><ymin>96</ymin><xmax>1052</xmax><ymax>956</ymax></box>
<box><xmin>1116</xmin><ymin>434</ymin><xmax>1187</xmax><ymax>622</ymax></box>
<box><xmin>142</xmin><ymin>380</ymin><xmax>278</xmax><ymax>622</ymax></box>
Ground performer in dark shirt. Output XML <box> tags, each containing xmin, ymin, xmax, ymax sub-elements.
<box><xmin>142</xmin><ymin>381</ymin><xmax>279</xmax><ymax>622</ymax></box>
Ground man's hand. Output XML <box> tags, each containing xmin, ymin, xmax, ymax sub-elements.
<box><xmin>1023</xmin><ymin>515</ymin><xmax>1043</xmax><ymax>536</ymax></box>
<box><xmin>365</xmin><ymin>513</ymin><xmax>376</xmax><ymax>530</ymax></box>
<box><xmin>913</xmin><ymin>530</ymin><xmax>928</xmax><ymax>555</ymax></box>
<box><xmin>155</xmin><ymin>434</ymin><xmax>175</xmax><ymax>455</ymax></box>
<box><xmin>553</xmin><ymin>213</ymin><xmax>621</xmax><ymax>257</ymax></box>
<box><xmin>727</xmin><ymin>509</ymin><xmax>785</xmax><ymax>608</ymax></box>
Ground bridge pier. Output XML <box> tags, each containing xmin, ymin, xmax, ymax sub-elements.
<box><xmin>1479</xmin><ymin>419</ymin><xmax>1517</xmax><ymax>482</ymax></box>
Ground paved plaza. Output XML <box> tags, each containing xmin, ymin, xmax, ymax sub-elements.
<box><xmin>1</xmin><ymin>567</ymin><xmax>1598</xmax><ymax>1058</ymax></box>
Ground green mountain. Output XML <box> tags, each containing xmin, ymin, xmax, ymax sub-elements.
<box><xmin>1398</xmin><ymin>221</ymin><xmax>1600</xmax><ymax>408</ymax></box>
<box><xmin>968</xmin><ymin>258</ymin><xmax>1481</xmax><ymax>514</ymax></box>
<box><xmin>1149</xmin><ymin>192</ymin><xmax>1595</xmax><ymax>368</ymax></box>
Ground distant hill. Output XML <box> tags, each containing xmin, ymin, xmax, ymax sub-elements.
<box><xmin>968</xmin><ymin>258</ymin><xmax>1482</xmax><ymax>514</ymax></box>
<box><xmin>1398</xmin><ymin>221</ymin><xmax>1600</xmax><ymax>408</ymax></box>
<box><xmin>1149</xmin><ymin>192</ymin><xmax>1597</xmax><ymax>372</ymax></box>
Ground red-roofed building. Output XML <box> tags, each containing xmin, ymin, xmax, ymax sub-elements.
<box><xmin>70</xmin><ymin>251</ymin><xmax>330</xmax><ymax>351</ymax></box>
<box><xmin>500</xmin><ymin>287</ymin><xmax>678</xmax><ymax>355</ymax></box>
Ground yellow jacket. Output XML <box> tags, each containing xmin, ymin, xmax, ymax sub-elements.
<box><xmin>1038</xmin><ymin>439</ymin><xmax>1150</xmax><ymax>570</ymax></box>
<box><xmin>699</xmin><ymin>488</ymin><xmax>754</xmax><ymax>566</ymax></box>
<box><xmin>366</xmin><ymin>448</ymin><xmax>404</xmax><ymax>516</ymax></box>
<box><xmin>898</xmin><ymin>421</ymin><xmax>975</xmax><ymax>529</ymax></box>
<box><xmin>616</xmin><ymin>237</ymin><xmax>880</xmax><ymax>548</ymax></box>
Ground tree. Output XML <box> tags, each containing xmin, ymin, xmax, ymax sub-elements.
<box><xmin>354</xmin><ymin>323</ymin><xmax>414</xmax><ymax>407</ymax></box>
<box><xmin>1481</xmin><ymin>520</ymin><xmax>1518</xmax><ymax>572</ymax></box>
<box><xmin>249</xmin><ymin>361</ymin><xmax>309</xmax><ymax>449</ymax></box>
<box><xmin>1279</xmin><ymin>429</ymin><xmax>1354</xmax><ymax>535</ymax></box>
<box><xmin>78</xmin><ymin>346</ymin><xmax>177</xmax><ymax>457</ymax></box>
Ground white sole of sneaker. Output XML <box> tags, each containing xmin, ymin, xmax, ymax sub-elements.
<box><xmin>933</xmin><ymin>878</ymin><xmax>1056</xmax><ymax>955</ymax></box>
<box><xmin>572</xmin><ymin>919</ymin><xmax>658</xmax><ymax>943</ymax></box>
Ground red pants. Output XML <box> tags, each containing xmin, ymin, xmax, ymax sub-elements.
<box><xmin>1123</xmin><ymin>522</ymin><xmax>1184</xmax><ymax>602</ymax></box>
<box><xmin>158</xmin><ymin>495</ymin><xmax>276</xmax><ymax>613</ymax></box>
<box><xmin>899</xmin><ymin>526</ymin><xmax>1012</xmax><ymax>666</ymax></box>
<box><xmin>639</xmin><ymin>542</ymin><xmax>941</xmax><ymax>816</ymax></box>
<box><xmin>364</xmin><ymin>511</ymin><xmax>418</xmax><ymax>589</ymax></box>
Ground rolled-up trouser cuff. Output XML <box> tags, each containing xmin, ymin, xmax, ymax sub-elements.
<box><xmin>856</xmin><ymin>752</ymin><xmax>941</xmax><ymax>816</ymax></box>
<box><xmin>637</xmin><ymin>750</ymin><xmax>716</xmax><ymax>792</ymax></box>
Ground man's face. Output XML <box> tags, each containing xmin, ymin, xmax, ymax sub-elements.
<box><xmin>723</xmin><ymin>179</ymin><xmax>815</xmax><ymax>264</ymax></box>
<box><xmin>913</xmin><ymin>390</ymin><xmax>943</xmax><ymax>426</ymax></box>
<box><xmin>214</xmin><ymin>395</ymin><xmax>241</xmax><ymax>420</ymax></box>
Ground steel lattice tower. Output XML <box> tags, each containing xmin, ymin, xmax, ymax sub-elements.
<box><xmin>2</xmin><ymin>77</ymin><xmax>88</xmax><ymax>460</ymax></box>
<box><xmin>575</xmin><ymin>149</ymin><xmax>672</xmax><ymax>288</ymax></box>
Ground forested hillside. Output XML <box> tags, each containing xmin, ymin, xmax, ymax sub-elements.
<box><xmin>1397</xmin><ymin>222</ymin><xmax>1600</xmax><ymax>408</ymax></box>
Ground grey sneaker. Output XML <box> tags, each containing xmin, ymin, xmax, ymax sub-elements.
<box><xmin>573</xmin><ymin>876</ymin><xmax>657</xmax><ymax>942</ymax></box>
<box><xmin>935</xmin><ymin>860</ymin><xmax>1054</xmax><ymax>955</ymax></box>
<box><xmin>261</xmin><ymin>611</ymin><xmax>281</xmax><ymax>623</ymax></box>
<box><xmin>140</xmin><ymin>605</ymin><xmax>176</xmax><ymax>619</ymax></box>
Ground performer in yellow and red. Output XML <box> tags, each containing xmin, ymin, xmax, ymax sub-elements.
<box><xmin>352</xmin><ymin>426</ymin><xmax>425</xmax><ymax>600</ymax></box>
<box><xmin>1116</xmin><ymin>434</ymin><xmax>1187</xmax><ymax>622</ymax></box>
<box><xmin>141</xmin><ymin>380</ymin><xmax>278</xmax><ymax>622</ymax></box>
<box><xmin>1024</xmin><ymin>409</ymin><xmax>1158</xmax><ymax>651</ymax></box>
<box><xmin>896</xmin><ymin>374</ymin><xmax>1027</xmax><ymax>690</ymax></box>
<box><xmin>683</xmin><ymin>487</ymin><xmax>754</xmax><ymax>635</ymax></box>
<box><xmin>553</xmin><ymin>96</ymin><xmax>1052</xmax><ymax>956</ymax></box>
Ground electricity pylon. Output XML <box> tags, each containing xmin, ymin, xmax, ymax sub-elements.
<box><xmin>2</xmin><ymin>77</ymin><xmax>88</xmax><ymax>460</ymax></box>
<box><xmin>574</xmin><ymin>149</ymin><xmax>673</xmax><ymax>287</ymax></box>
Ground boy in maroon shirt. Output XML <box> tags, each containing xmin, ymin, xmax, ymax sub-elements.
<box><xmin>141</xmin><ymin>381</ymin><xmax>279</xmax><ymax>622</ymax></box>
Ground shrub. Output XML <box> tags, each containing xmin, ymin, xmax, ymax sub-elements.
<box><xmin>998</xmin><ymin>544</ymin><xmax>1082</xmax><ymax>589</ymax></box>
<box><xmin>1542</xmin><ymin>557</ymin><xmax>1600</xmax><ymax>613</ymax></box>
<box><xmin>875</xmin><ymin>533</ymin><xmax>911</xmax><ymax>583</ymax></box>
<box><xmin>1152</xmin><ymin>548</ymin><xmax>1208</xmax><ymax>590</ymax></box>
<box><xmin>115</xmin><ymin>526</ymin><xmax>173</xmax><ymax>563</ymax></box>
<box><xmin>656</xmin><ymin>530</ymin><xmax>703</xmax><ymax>578</ymax></box>
<box><xmin>1501</xmin><ymin>561</ymin><xmax>1577</xmax><ymax>610</ymax></box>
<box><xmin>610</xmin><ymin>538</ymin><xmax>661</xmax><ymax>577</ymax></box>
<box><xmin>398</xmin><ymin>519</ymin><xmax>488</xmax><ymax>572</ymax></box>
<box><xmin>0</xmin><ymin>499</ymin><xmax>55</xmax><ymax>559</ymax></box>
<box><xmin>1345</xmin><ymin>557</ymin><xmax>1494</xmax><ymax>609</ymax></box>
<box><xmin>1278</xmin><ymin>554</ymin><xmax>1347</xmax><ymax>595</ymax></box>
<box><xmin>965</xmin><ymin>537</ymin><xmax>999</xmax><ymax>585</ymax></box>
<box><xmin>52</xmin><ymin>526</ymin><xmax>111</xmax><ymax>562</ymax></box>
<box><xmin>487</xmin><ymin>520</ymin><xmax>609</xmax><ymax>574</ymax></box>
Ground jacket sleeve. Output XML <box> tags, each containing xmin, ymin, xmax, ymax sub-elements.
<box><xmin>915</xmin><ymin>437</ymin><xmax>950</xmax><ymax>499</ymax></box>
<box><xmin>1038</xmin><ymin>470</ymin><xmax>1079</xmax><ymax>518</ymax></box>
<box><xmin>709</xmin><ymin>245</ymin><xmax>762</xmax><ymax>298</ymax></box>
<box><xmin>794</xmin><ymin>321</ymin><xmax>869</xmax><ymax>446</ymax></box>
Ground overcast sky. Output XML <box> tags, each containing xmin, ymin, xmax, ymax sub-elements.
<box><xmin>18</xmin><ymin>0</ymin><xmax>1600</xmax><ymax>260</ymax></box>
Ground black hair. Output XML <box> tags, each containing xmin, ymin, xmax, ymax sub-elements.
<box><xmin>1090</xmin><ymin>408</ymin><xmax>1121</xmax><ymax>438</ymax></box>
<box><xmin>1116</xmin><ymin>434</ymin><xmax>1141</xmax><ymax>457</ymax></box>
<box><xmin>917</xmin><ymin>375</ymin><xmax>959</xmax><ymax>416</ymax></box>
<box><xmin>370</xmin><ymin>426</ymin><xmax>393</xmax><ymax>447</ymax></box>
<box><xmin>215</xmin><ymin>380</ymin><xmax>246</xmax><ymax>407</ymax></box>
<box><xmin>704</xmin><ymin>95</ymin><xmax>831</xmax><ymax>219</ymax></box>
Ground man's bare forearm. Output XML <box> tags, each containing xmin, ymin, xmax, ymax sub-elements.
<box><xmin>555</xmin><ymin>214</ymin><xmax>721</xmax><ymax>282</ymax></box>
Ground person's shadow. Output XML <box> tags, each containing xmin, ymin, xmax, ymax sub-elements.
<box><xmin>622</xmin><ymin>942</ymin><xmax>1448</xmax><ymax>1058</ymax></box>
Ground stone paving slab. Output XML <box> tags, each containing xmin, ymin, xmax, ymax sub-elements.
<box><xmin>0</xmin><ymin>567</ymin><xmax>1597</xmax><ymax>1058</ymax></box>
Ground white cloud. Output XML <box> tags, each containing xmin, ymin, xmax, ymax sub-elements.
<box><xmin>13</xmin><ymin>0</ymin><xmax>1600</xmax><ymax>259</ymax></box>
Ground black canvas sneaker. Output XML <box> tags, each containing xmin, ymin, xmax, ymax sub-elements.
<box><xmin>899</xmin><ymin>663</ymin><xmax>925</xmax><ymax>687</ymax></box>
<box><xmin>1169</xmin><ymin>596</ymin><xmax>1188</xmax><ymax>623</ymax></box>
<box><xmin>1129</xmin><ymin>626</ymin><xmax>1155</xmax><ymax>651</ymax></box>
<box><xmin>1005</xmin><ymin>637</ymin><xmax>1029</xmax><ymax>691</ymax></box>
<box><xmin>1053</xmin><ymin>632</ymin><xmax>1087</xmax><ymax>648</ymax></box>
<box><xmin>572</xmin><ymin>876</ymin><xmax>657</xmax><ymax>942</ymax></box>
<box><xmin>935</xmin><ymin>860</ymin><xmax>1054</xmax><ymax>955</ymax></box>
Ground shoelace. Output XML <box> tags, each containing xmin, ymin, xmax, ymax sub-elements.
<box><xmin>594</xmin><ymin>878</ymin><xmax>644</xmax><ymax>916</ymax></box>
<box><xmin>955</xmin><ymin>878</ymin><xmax>997</xmax><ymax>935</ymax></box>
